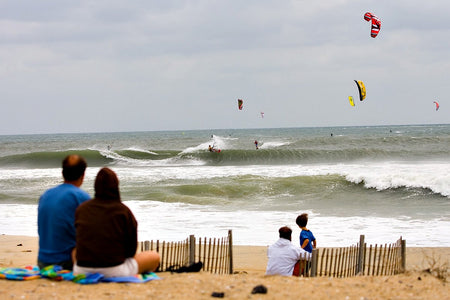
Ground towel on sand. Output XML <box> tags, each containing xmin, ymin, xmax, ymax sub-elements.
<box><xmin>0</xmin><ymin>265</ymin><xmax>159</xmax><ymax>284</ymax></box>
<box><xmin>0</xmin><ymin>265</ymin><xmax>40</xmax><ymax>280</ymax></box>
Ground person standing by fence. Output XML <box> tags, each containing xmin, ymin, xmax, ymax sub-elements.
<box><xmin>296</xmin><ymin>213</ymin><xmax>316</xmax><ymax>275</ymax></box>
<box><xmin>296</xmin><ymin>213</ymin><xmax>316</xmax><ymax>253</ymax></box>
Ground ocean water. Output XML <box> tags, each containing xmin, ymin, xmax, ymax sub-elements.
<box><xmin>0</xmin><ymin>125</ymin><xmax>449</xmax><ymax>247</ymax></box>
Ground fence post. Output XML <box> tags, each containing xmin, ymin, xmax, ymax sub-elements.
<box><xmin>310</xmin><ymin>249</ymin><xmax>318</xmax><ymax>277</ymax></box>
<box><xmin>228</xmin><ymin>230</ymin><xmax>233</xmax><ymax>274</ymax></box>
<box><xmin>357</xmin><ymin>235</ymin><xmax>365</xmax><ymax>275</ymax></box>
<box><xmin>189</xmin><ymin>235</ymin><xmax>195</xmax><ymax>265</ymax></box>
<box><xmin>401</xmin><ymin>239</ymin><xmax>406</xmax><ymax>273</ymax></box>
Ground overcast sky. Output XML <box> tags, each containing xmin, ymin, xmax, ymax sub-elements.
<box><xmin>1</xmin><ymin>1</ymin><xmax>449</xmax><ymax>135</ymax></box>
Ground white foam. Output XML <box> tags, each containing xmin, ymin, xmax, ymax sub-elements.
<box><xmin>1</xmin><ymin>202</ymin><xmax>448</xmax><ymax>247</ymax></box>
<box><xmin>182</xmin><ymin>134</ymin><xmax>229</xmax><ymax>153</ymax></box>
<box><xmin>4</xmin><ymin>161</ymin><xmax>449</xmax><ymax>197</ymax></box>
<box><xmin>182</xmin><ymin>142</ymin><xmax>212</xmax><ymax>154</ymax></box>
<box><xmin>125</xmin><ymin>147</ymin><xmax>159</xmax><ymax>155</ymax></box>
<box><xmin>338</xmin><ymin>162</ymin><xmax>450</xmax><ymax>197</ymax></box>
<box><xmin>258</xmin><ymin>141</ymin><xmax>289</xmax><ymax>149</ymax></box>
<box><xmin>116</xmin><ymin>162</ymin><xmax>450</xmax><ymax>197</ymax></box>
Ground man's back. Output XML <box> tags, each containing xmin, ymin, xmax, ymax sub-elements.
<box><xmin>38</xmin><ymin>183</ymin><xmax>90</xmax><ymax>265</ymax></box>
<box><xmin>266</xmin><ymin>238</ymin><xmax>307</xmax><ymax>276</ymax></box>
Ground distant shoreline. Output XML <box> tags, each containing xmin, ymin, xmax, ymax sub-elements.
<box><xmin>2</xmin><ymin>123</ymin><xmax>450</xmax><ymax>137</ymax></box>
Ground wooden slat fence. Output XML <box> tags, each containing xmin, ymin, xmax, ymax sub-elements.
<box><xmin>138</xmin><ymin>230</ymin><xmax>233</xmax><ymax>274</ymax></box>
<box><xmin>139</xmin><ymin>232</ymin><xmax>405</xmax><ymax>277</ymax></box>
<box><xmin>306</xmin><ymin>235</ymin><xmax>406</xmax><ymax>277</ymax></box>
<box><xmin>139</xmin><ymin>238</ymin><xmax>190</xmax><ymax>272</ymax></box>
<box><xmin>196</xmin><ymin>233</ymin><xmax>232</xmax><ymax>274</ymax></box>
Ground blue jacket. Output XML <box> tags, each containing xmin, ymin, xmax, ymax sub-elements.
<box><xmin>38</xmin><ymin>183</ymin><xmax>90</xmax><ymax>263</ymax></box>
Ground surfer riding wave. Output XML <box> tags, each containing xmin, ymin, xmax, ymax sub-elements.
<box><xmin>208</xmin><ymin>145</ymin><xmax>221</xmax><ymax>153</ymax></box>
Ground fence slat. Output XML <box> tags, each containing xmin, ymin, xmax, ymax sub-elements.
<box><xmin>367</xmin><ymin>245</ymin><xmax>372</xmax><ymax>275</ymax></box>
<box><xmin>357</xmin><ymin>235</ymin><xmax>365</xmax><ymax>275</ymax></box>
<box><xmin>339</xmin><ymin>248</ymin><xmax>345</xmax><ymax>277</ymax></box>
<box><xmin>203</xmin><ymin>238</ymin><xmax>207</xmax><ymax>271</ymax></box>
<box><xmin>319</xmin><ymin>249</ymin><xmax>325</xmax><ymax>276</ymax></box>
<box><xmin>198</xmin><ymin>238</ymin><xmax>202</xmax><ymax>266</ymax></box>
<box><xmin>228</xmin><ymin>230</ymin><xmax>233</xmax><ymax>274</ymax></box>
<box><xmin>329</xmin><ymin>248</ymin><xmax>334</xmax><ymax>277</ymax></box>
<box><xmin>220</xmin><ymin>238</ymin><xmax>224</xmax><ymax>274</ymax></box>
<box><xmin>376</xmin><ymin>244</ymin><xmax>383</xmax><ymax>276</ymax></box>
<box><xmin>310</xmin><ymin>249</ymin><xmax>318</xmax><ymax>277</ymax></box>
<box><xmin>206</xmin><ymin>238</ymin><xmax>212</xmax><ymax>272</ymax></box>
<box><xmin>381</xmin><ymin>244</ymin><xmax>387</xmax><ymax>275</ymax></box>
<box><xmin>343</xmin><ymin>247</ymin><xmax>349</xmax><ymax>277</ymax></box>
<box><xmin>401</xmin><ymin>239</ymin><xmax>406</xmax><ymax>273</ymax></box>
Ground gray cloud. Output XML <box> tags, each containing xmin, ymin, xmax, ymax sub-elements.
<box><xmin>0</xmin><ymin>0</ymin><xmax>449</xmax><ymax>134</ymax></box>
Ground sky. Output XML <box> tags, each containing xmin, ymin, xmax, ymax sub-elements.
<box><xmin>1</xmin><ymin>0</ymin><xmax>449</xmax><ymax>135</ymax></box>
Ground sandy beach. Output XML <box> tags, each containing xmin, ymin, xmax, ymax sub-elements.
<box><xmin>0</xmin><ymin>235</ymin><xmax>448</xmax><ymax>299</ymax></box>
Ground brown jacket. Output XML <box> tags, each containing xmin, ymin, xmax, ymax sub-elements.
<box><xmin>75</xmin><ymin>168</ymin><xmax>138</xmax><ymax>268</ymax></box>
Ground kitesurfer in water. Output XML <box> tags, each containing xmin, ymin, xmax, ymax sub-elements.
<box><xmin>208</xmin><ymin>145</ymin><xmax>221</xmax><ymax>153</ymax></box>
<box><xmin>254</xmin><ymin>140</ymin><xmax>259</xmax><ymax>150</ymax></box>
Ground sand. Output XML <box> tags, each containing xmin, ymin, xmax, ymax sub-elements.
<box><xmin>0</xmin><ymin>235</ymin><xmax>448</xmax><ymax>299</ymax></box>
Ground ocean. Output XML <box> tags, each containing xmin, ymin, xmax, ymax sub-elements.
<box><xmin>0</xmin><ymin>125</ymin><xmax>449</xmax><ymax>247</ymax></box>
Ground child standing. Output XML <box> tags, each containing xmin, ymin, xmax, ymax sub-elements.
<box><xmin>295</xmin><ymin>213</ymin><xmax>316</xmax><ymax>253</ymax></box>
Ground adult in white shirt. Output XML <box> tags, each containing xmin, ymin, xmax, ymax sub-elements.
<box><xmin>266</xmin><ymin>226</ymin><xmax>310</xmax><ymax>276</ymax></box>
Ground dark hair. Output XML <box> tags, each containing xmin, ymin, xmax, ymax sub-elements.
<box><xmin>278</xmin><ymin>226</ymin><xmax>292</xmax><ymax>240</ymax></box>
<box><xmin>95</xmin><ymin>167</ymin><xmax>120</xmax><ymax>200</ymax></box>
<box><xmin>62</xmin><ymin>155</ymin><xmax>87</xmax><ymax>181</ymax></box>
<box><xmin>296</xmin><ymin>213</ymin><xmax>308</xmax><ymax>227</ymax></box>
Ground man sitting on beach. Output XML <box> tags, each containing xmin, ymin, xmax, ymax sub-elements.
<box><xmin>266</xmin><ymin>226</ymin><xmax>310</xmax><ymax>276</ymax></box>
<box><xmin>37</xmin><ymin>154</ymin><xmax>90</xmax><ymax>270</ymax></box>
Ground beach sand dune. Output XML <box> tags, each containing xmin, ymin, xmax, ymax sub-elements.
<box><xmin>1</xmin><ymin>235</ymin><xmax>448</xmax><ymax>299</ymax></box>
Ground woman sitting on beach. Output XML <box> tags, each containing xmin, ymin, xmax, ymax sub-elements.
<box><xmin>73</xmin><ymin>167</ymin><xmax>160</xmax><ymax>277</ymax></box>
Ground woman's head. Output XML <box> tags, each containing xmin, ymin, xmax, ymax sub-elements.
<box><xmin>94</xmin><ymin>167</ymin><xmax>120</xmax><ymax>200</ymax></box>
